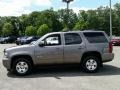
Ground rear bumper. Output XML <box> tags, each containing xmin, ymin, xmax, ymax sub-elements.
<box><xmin>102</xmin><ymin>53</ymin><xmax>114</xmax><ymax>63</ymax></box>
<box><xmin>2</xmin><ymin>57</ymin><xmax>11</xmax><ymax>69</ymax></box>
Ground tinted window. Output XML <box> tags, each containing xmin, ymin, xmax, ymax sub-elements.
<box><xmin>44</xmin><ymin>34</ymin><xmax>61</xmax><ymax>46</ymax></box>
<box><xmin>65</xmin><ymin>33</ymin><xmax>82</xmax><ymax>45</ymax></box>
<box><xmin>84</xmin><ymin>32</ymin><xmax>108</xmax><ymax>43</ymax></box>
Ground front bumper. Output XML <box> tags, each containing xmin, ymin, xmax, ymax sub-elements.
<box><xmin>2</xmin><ymin>57</ymin><xmax>11</xmax><ymax>69</ymax></box>
<box><xmin>102</xmin><ymin>53</ymin><xmax>114</xmax><ymax>63</ymax></box>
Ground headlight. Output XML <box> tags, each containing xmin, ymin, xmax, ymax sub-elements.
<box><xmin>4</xmin><ymin>52</ymin><xmax>8</xmax><ymax>56</ymax></box>
<box><xmin>4</xmin><ymin>49</ymin><xmax>9</xmax><ymax>57</ymax></box>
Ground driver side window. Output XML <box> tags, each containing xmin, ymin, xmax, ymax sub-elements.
<box><xmin>44</xmin><ymin>34</ymin><xmax>61</xmax><ymax>46</ymax></box>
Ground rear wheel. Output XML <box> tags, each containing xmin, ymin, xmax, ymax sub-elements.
<box><xmin>12</xmin><ymin>58</ymin><xmax>32</xmax><ymax>76</ymax></box>
<box><xmin>81</xmin><ymin>56</ymin><xmax>100</xmax><ymax>73</ymax></box>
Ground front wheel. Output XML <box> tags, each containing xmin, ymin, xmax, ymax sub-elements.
<box><xmin>12</xmin><ymin>58</ymin><xmax>32</xmax><ymax>76</ymax></box>
<box><xmin>81</xmin><ymin>56</ymin><xmax>101</xmax><ymax>73</ymax></box>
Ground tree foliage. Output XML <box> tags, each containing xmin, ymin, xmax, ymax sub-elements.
<box><xmin>73</xmin><ymin>21</ymin><xmax>88</xmax><ymax>30</ymax></box>
<box><xmin>37</xmin><ymin>24</ymin><xmax>51</xmax><ymax>36</ymax></box>
<box><xmin>25</xmin><ymin>26</ymin><xmax>36</xmax><ymax>36</ymax></box>
<box><xmin>0</xmin><ymin>3</ymin><xmax>120</xmax><ymax>36</ymax></box>
<box><xmin>2</xmin><ymin>23</ymin><xmax>13</xmax><ymax>36</ymax></box>
<box><xmin>58</xmin><ymin>9</ymin><xmax>78</xmax><ymax>30</ymax></box>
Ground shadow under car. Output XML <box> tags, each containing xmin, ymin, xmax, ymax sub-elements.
<box><xmin>7</xmin><ymin>64</ymin><xmax>120</xmax><ymax>78</ymax></box>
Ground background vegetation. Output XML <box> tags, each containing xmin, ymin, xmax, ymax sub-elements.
<box><xmin>0</xmin><ymin>3</ymin><xmax>120</xmax><ymax>36</ymax></box>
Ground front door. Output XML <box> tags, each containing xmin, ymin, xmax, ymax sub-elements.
<box><xmin>35</xmin><ymin>34</ymin><xmax>63</xmax><ymax>65</ymax></box>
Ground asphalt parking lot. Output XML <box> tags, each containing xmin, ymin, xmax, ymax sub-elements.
<box><xmin>0</xmin><ymin>44</ymin><xmax>120</xmax><ymax>90</ymax></box>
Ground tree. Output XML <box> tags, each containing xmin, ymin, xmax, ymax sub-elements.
<box><xmin>2</xmin><ymin>23</ymin><xmax>13</xmax><ymax>36</ymax></box>
<box><xmin>38</xmin><ymin>9</ymin><xmax>63</xmax><ymax>32</ymax></box>
<box><xmin>62</xmin><ymin>26</ymin><xmax>68</xmax><ymax>32</ymax></box>
<box><xmin>113</xmin><ymin>3</ymin><xmax>120</xmax><ymax>35</ymax></box>
<box><xmin>97</xmin><ymin>6</ymin><xmax>113</xmax><ymax>34</ymax></box>
<box><xmin>0</xmin><ymin>3</ymin><xmax>120</xmax><ymax>36</ymax></box>
<box><xmin>37</xmin><ymin>24</ymin><xmax>51</xmax><ymax>36</ymax></box>
<box><xmin>18</xmin><ymin>30</ymin><xmax>23</xmax><ymax>36</ymax></box>
<box><xmin>86</xmin><ymin>10</ymin><xmax>99</xmax><ymax>30</ymax></box>
<box><xmin>9</xmin><ymin>16</ymin><xmax>20</xmax><ymax>36</ymax></box>
<box><xmin>58</xmin><ymin>9</ymin><xmax>78</xmax><ymax>30</ymax></box>
<box><xmin>0</xmin><ymin>17</ymin><xmax>4</xmax><ymax>36</ymax></box>
<box><xmin>25</xmin><ymin>26</ymin><xmax>36</xmax><ymax>36</ymax></box>
<box><xmin>19</xmin><ymin>14</ymin><xmax>29</xmax><ymax>35</ymax></box>
<box><xmin>73</xmin><ymin>21</ymin><xmax>88</xmax><ymax>30</ymax></box>
<box><xmin>78</xmin><ymin>10</ymin><xmax>88</xmax><ymax>22</ymax></box>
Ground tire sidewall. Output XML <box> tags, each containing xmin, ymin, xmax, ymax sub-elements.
<box><xmin>82</xmin><ymin>56</ymin><xmax>100</xmax><ymax>73</ymax></box>
<box><xmin>13</xmin><ymin>58</ymin><xmax>32</xmax><ymax>76</ymax></box>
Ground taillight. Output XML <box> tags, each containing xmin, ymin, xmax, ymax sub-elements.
<box><xmin>109</xmin><ymin>42</ymin><xmax>113</xmax><ymax>53</ymax></box>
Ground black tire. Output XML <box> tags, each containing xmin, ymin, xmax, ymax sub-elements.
<box><xmin>12</xmin><ymin>58</ymin><xmax>32</xmax><ymax>76</ymax></box>
<box><xmin>81</xmin><ymin>56</ymin><xmax>101</xmax><ymax>73</ymax></box>
<box><xmin>16</xmin><ymin>42</ymin><xmax>19</xmax><ymax>45</ymax></box>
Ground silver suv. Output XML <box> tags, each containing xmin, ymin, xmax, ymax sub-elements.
<box><xmin>3</xmin><ymin>31</ymin><xmax>114</xmax><ymax>75</ymax></box>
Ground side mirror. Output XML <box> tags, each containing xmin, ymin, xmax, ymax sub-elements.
<box><xmin>39</xmin><ymin>41</ymin><xmax>45</xmax><ymax>47</ymax></box>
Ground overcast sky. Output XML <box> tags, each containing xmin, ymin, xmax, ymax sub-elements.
<box><xmin>0</xmin><ymin>0</ymin><xmax>120</xmax><ymax>16</ymax></box>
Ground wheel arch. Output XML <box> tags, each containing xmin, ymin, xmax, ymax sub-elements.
<box><xmin>11</xmin><ymin>55</ymin><xmax>34</xmax><ymax>69</ymax></box>
<box><xmin>81</xmin><ymin>51</ymin><xmax>102</xmax><ymax>65</ymax></box>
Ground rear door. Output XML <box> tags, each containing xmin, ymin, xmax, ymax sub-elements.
<box><xmin>63</xmin><ymin>33</ymin><xmax>85</xmax><ymax>63</ymax></box>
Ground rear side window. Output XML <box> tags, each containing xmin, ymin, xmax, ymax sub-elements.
<box><xmin>64</xmin><ymin>33</ymin><xmax>82</xmax><ymax>45</ymax></box>
<box><xmin>84</xmin><ymin>32</ymin><xmax>108</xmax><ymax>43</ymax></box>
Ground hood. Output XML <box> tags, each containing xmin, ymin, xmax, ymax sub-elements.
<box><xmin>5</xmin><ymin>45</ymin><xmax>32</xmax><ymax>52</ymax></box>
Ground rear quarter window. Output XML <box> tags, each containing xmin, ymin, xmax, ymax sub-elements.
<box><xmin>84</xmin><ymin>32</ymin><xmax>108</xmax><ymax>43</ymax></box>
